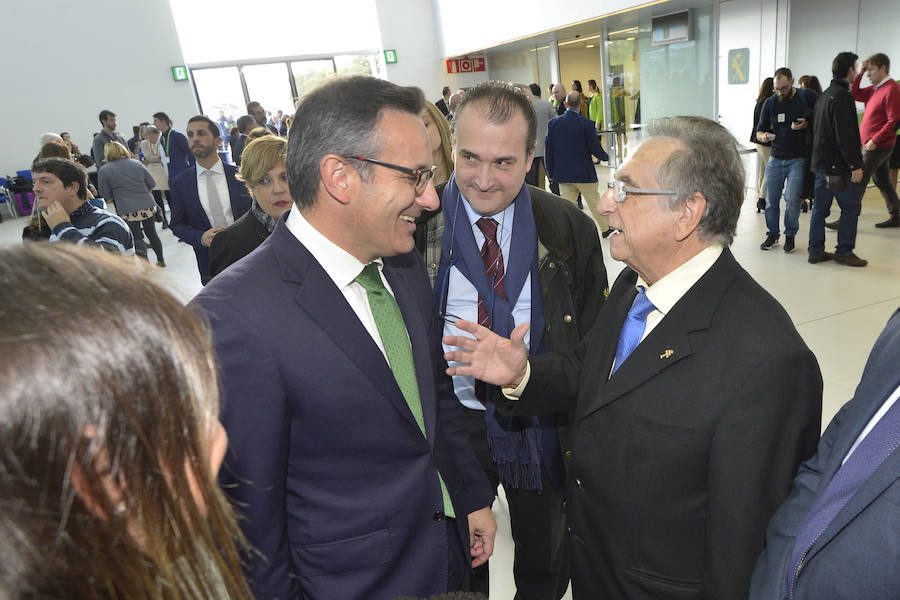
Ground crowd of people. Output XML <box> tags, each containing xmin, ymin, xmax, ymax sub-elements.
<box><xmin>2</xmin><ymin>58</ymin><xmax>899</xmax><ymax>600</ymax></box>
<box><xmin>751</xmin><ymin>52</ymin><xmax>900</xmax><ymax>265</ymax></box>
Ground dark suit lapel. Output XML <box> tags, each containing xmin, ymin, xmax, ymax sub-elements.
<box><xmin>383</xmin><ymin>257</ymin><xmax>437</xmax><ymax>448</ymax></box>
<box><xmin>577</xmin><ymin>250</ymin><xmax>736</xmax><ymax>421</ymax></box>
<box><xmin>224</xmin><ymin>165</ymin><xmax>250</xmax><ymax>216</ymax></box>
<box><xmin>186</xmin><ymin>167</ymin><xmax>212</xmax><ymax>231</ymax></box>
<box><xmin>271</xmin><ymin>225</ymin><xmax>423</xmax><ymax>434</ymax></box>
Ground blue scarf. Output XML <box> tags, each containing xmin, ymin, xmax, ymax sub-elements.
<box><xmin>437</xmin><ymin>174</ymin><xmax>546</xmax><ymax>491</ymax></box>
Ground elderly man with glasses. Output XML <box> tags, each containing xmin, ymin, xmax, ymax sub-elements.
<box><xmin>192</xmin><ymin>76</ymin><xmax>496</xmax><ymax>600</ymax></box>
<box><xmin>444</xmin><ymin>115</ymin><xmax>823</xmax><ymax>600</ymax></box>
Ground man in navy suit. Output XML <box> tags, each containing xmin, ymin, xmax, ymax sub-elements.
<box><xmin>170</xmin><ymin>115</ymin><xmax>251</xmax><ymax>284</ymax></box>
<box><xmin>545</xmin><ymin>91</ymin><xmax>610</xmax><ymax>235</ymax></box>
<box><xmin>750</xmin><ymin>308</ymin><xmax>900</xmax><ymax>599</ymax></box>
<box><xmin>191</xmin><ymin>76</ymin><xmax>496</xmax><ymax>600</ymax></box>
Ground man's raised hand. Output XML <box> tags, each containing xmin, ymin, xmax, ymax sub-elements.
<box><xmin>443</xmin><ymin>320</ymin><xmax>530</xmax><ymax>388</ymax></box>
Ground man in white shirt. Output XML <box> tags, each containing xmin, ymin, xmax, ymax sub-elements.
<box><xmin>191</xmin><ymin>76</ymin><xmax>495</xmax><ymax>600</ymax></box>
<box><xmin>444</xmin><ymin>115</ymin><xmax>823</xmax><ymax>600</ymax></box>
<box><xmin>751</xmin><ymin>307</ymin><xmax>900</xmax><ymax>600</ymax></box>
<box><xmin>170</xmin><ymin>115</ymin><xmax>251</xmax><ymax>284</ymax></box>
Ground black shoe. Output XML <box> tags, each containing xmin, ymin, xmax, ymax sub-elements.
<box><xmin>825</xmin><ymin>219</ymin><xmax>840</xmax><ymax>230</ymax></box>
<box><xmin>801</xmin><ymin>200</ymin><xmax>809</xmax><ymax>213</ymax></box>
<box><xmin>783</xmin><ymin>235</ymin><xmax>795</xmax><ymax>253</ymax></box>
<box><xmin>601</xmin><ymin>227</ymin><xmax>614</xmax><ymax>239</ymax></box>
<box><xmin>834</xmin><ymin>252</ymin><xmax>868</xmax><ymax>267</ymax></box>
<box><xmin>756</xmin><ymin>198</ymin><xmax>766</xmax><ymax>213</ymax></box>
<box><xmin>760</xmin><ymin>234</ymin><xmax>780</xmax><ymax>250</ymax></box>
<box><xmin>808</xmin><ymin>252</ymin><xmax>834</xmax><ymax>264</ymax></box>
<box><xmin>875</xmin><ymin>216</ymin><xmax>900</xmax><ymax>228</ymax></box>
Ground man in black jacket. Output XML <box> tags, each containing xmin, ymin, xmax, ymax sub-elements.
<box><xmin>808</xmin><ymin>52</ymin><xmax>867</xmax><ymax>267</ymax></box>
<box><xmin>416</xmin><ymin>82</ymin><xmax>607</xmax><ymax>600</ymax></box>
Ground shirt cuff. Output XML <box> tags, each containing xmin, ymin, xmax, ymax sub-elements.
<box><xmin>501</xmin><ymin>360</ymin><xmax>531</xmax><ymax>399</ymax></box>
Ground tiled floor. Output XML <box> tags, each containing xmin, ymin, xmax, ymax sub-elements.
<box><xmin>3</xmin><ymin>168</ymin><xmax>898</xmax><ymax>598</ymax></box>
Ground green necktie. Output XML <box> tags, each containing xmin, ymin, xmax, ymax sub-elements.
<box><xmin>355</xmin><ymin>263</ymin><xmax>455</xmax><ymax>518</ymax></box>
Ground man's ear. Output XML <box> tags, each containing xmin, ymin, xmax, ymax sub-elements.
<box><xmin>674</xmin><ymin>191</ymin><xmax>706</xmax><ymax>242</ymax></box>
<box><xmin>319</xmin><ymin>155</ymin><xmax>355</xmax><ymax>205</ymax></box>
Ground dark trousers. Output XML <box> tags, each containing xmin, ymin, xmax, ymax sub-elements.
<box><xmin>127</xmin><ymin>216</ymin><xmax>163</xmax><ymax>262</ymax></box>
<box><xmin>861</xmin><ymin>145</ymin><xmax>900</xmax><ymax>215</ymax></box>
<box><xmin>809</xmin><ymin>173</ymin><xmax>861</xmax><ymax>257</ymax></box>
<box><xmin>152</xmin><ymin>189</ymin><xmax>171</xmax><ymax>225</ymax></box>
<box><xmin>462</xmin><ymin>407</ymin><xmax>569</xmax><ymax>600</ymax></box>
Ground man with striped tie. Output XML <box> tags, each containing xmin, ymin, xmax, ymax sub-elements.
<box><xmin>444</xmin><ymin>115</ymin><xmax>823</xmax><ymax>600</ymax></box>
<box><xmin>416</xmin><ymin>81</ymin><xmax>608</xmax><ymax>600</ymax></box>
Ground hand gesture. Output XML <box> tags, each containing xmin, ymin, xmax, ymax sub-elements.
<box><xmin>443</xmin><ymin>320</ymin><xmax>530</xmax><ymax>388</ymax></box>
<box><xmin>201</xmin><ymin>227</ymin><xmax>225</xmax><ymax>247</ymax></box>
<box><xmin>42</xmin><ymin>201</ymin><xmax>70</xmax><ymax>229</ymax></box>
<box><xmin>850</xmin><ymin>168</ymin><xmax>863</xmax><ymax>183</ymax></box>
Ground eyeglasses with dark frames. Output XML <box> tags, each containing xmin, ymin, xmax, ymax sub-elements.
<box><xmin>607</xmin><ymin>180</ymin><xmax>680</xmax><ymax>203</ymax></box>
<box><xmin>343</xmin><ymin>156</ymin><xmax>436</xmax><ymax>194</ymax></box>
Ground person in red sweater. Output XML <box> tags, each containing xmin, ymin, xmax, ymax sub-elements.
<box><xmin>852</xmin><ymin>53</ymin><xmax>900</xmax><ymax>228</ymax></box>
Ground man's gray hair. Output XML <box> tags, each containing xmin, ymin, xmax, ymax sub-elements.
<box><xmin>647</xmin><ymin>116</ymin><xmax>745</xmax><ymax>246</ymax></box>
<box><xmin>144</xmin><ymin>125</ymin><xmax>160</xmax><ymax>136</ymax></box>
<box><xmin>286</xmin><ymin>76</ymin><xmax>424</xmax><ymax>209</ymax></box>
<box><xmin>565</xmin><ymin>91</ymin><xmax>582</xmax><ymax>109</ymax></box>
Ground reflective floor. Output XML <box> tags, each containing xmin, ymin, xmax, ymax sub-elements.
<box><xmin>2</xmin><ymin>170</ymin><xmax>898</xmax><ymax>598</ymax></box>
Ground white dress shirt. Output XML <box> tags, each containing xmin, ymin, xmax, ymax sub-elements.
<box><xmin>442</xmin><ymin>196</ymin><xmax>531</xmax><ymax>410</ymax></box>
<box><xmin>842</xmin><ymin>384</ymin><xmax>900</xmax><ymax>465</ymax></box>
<box><xmin>285</xmin><ymin>205</ymin><xmax>399</xmax><ymax>364</ymax></box>
<box><xmin>196</xmin><ymin>159</ymin><xmax>234</xmax><ymax>226</ymax></box>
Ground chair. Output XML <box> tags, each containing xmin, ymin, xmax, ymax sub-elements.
<box><xmin>0</xmin><ymin>177</ymin><xmax>18</xmax><ymax>219</ymax></box>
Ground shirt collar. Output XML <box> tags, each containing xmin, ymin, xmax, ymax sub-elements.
<box><xmin>285</xmin><ymin>205</ymin><xmax>376</xmax><ymax>289</ymax></box>
<box><xmin>459</xmin><ymin>192</ymin><xmax>516</xmax><ymax>239</ymax></box>
<box><xmin>637</xmin><ymin>245</ymin><xmax>723</xmax><ymax>315</ymax></box>
<box><xmin>874</xmin><ymin>78</ymin><xmax>889</xmax><ymax>90</ymax></box>
<box><xmin>196</xmin><ymin>159</ymin><xmax>224</xmax><ymax>177</ymax></box>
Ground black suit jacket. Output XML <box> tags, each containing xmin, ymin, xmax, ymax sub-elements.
<box><xmin>208</xmin><ymin>209</ymin><xmax>270</xmax><ymax>278</ymax></box>
<box><xmin>751</xmin><ymin>308</ymin><xmax>900</xmax><ymax>600</ymax></box>
<box><xmin>191</xmin><ymin>219</ymin><xmax>493</xmax><ymax>599</ymax></box>
<box><xmin>435</xmin><ymin>97</ymin><xmax>450</xmax><ymax>117</ymax></box>
<box><xmin>504</xmin><ymin>248</ymin><xmax>823</xmax><ymax>600</ymax></box>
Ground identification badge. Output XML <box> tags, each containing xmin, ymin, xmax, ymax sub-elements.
<box><xmin>777</xmin><ymin>113</ymin><xmax>786</xmax><ymax>123</ymax></box>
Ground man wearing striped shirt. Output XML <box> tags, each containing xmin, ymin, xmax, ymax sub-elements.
<box><xmin>33</xmin><ymin>158</ymin><xmax>134</xmax><ymax>255</ymax></box>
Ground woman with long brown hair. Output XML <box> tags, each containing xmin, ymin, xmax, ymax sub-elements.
<box><xmin>752</xmin><ymin>77</ymin><xmax>775</xmax><ymax>212</ymax></box>
<box><xmin>0</xmin><ymin>244</ymin><xmax>251</xmax><ymax>599</ymax></box>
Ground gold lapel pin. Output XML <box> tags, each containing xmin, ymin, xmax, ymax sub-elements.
<box><xmin>660</xmin><ymin>349</ymin><xmax>674</xmax><ymax>359</ymax></box>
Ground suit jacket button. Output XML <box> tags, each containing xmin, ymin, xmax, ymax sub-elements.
<box><xmin>574</xmin><ymin>478</ymin><xmax>582</xmax><ymax>488</ymax></box>
<box><xmin>562</xmin><ymin>501</ymin><xmax>567</xmax><ymax>510</ymax></box>
<box><xmin>549</xmin><ymin>261</ymin><xmax>556</xmax><ymax>269</ymax></box>
<box><xmin>563</xmin><ymin>314</ymin><xmax>573</xmax><ymax>324</ymax></box>
<box><xmin>430</xmin><ymin>262</ymin><xmax>438</xmax><ymax>269</ymax></box>
<box><xmin>433</xmin><ymin>511</ymin><xmax>445</xmax><ymax>521</ymax></box>
<box><xmin>564</xmin><ymin>450</ymin><xmax>572</xmax><ymax>459</ymax></box>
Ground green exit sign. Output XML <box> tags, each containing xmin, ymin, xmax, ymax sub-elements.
<box><xmin>171</xmin><ymin>65</ymin><xmax>189</xmax><ymax>81</ymax></box>
<box><xmin>384</xmin><ymin>49</ymin><xmax>397</xmax><ymax>64</ymax></box>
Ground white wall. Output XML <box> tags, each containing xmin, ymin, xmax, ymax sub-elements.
<box><xmin>436</xmin><ymin>0</ymin><xmax>664</xmax><ymax>58</ymax></box>
<box><xmin>787</xmin><ymin>0</ymin><xmax>900</xmax><ymax>87</ymax></box>
<box><xmin>375</xmin><ymin>0</ymin><xmax>486</xmax><ymax>100</ymax></box>
<box><xmin>0</xmin><ymin>0</ymin><xmax>198</xmax><ymax>177</ymax></box>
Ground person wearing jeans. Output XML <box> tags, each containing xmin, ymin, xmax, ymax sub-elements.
<box><xmin>765</xmin><ymin>156</ymin><xmax>807</xmax><ymax>246</ymax></box>
<box><xmin>809</xmin><ymin>175</ymin><xmax>861</xmax><ymax>260</ymax></box>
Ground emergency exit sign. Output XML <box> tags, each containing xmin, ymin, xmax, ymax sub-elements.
<box><xmin>171</xmin><ymin>65</ymin><xmax>188</xmax><ymax>81</ymax></box>
<box><xmin>384</xmin><ymin>49</ymin><xmax>398</xmax><ymax>64</ymax></box>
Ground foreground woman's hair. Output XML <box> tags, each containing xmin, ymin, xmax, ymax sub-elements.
<box><xmin>0</xmin><ymin>244</ymin><xmax>250</xmax><ymax>599</ymax></box>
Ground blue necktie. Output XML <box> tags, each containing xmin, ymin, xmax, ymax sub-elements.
<box><xmin>787</xmin><ymin>396</ymin><xmax>900</xmax><ymax>596</ymax></box>
<box><xmin>612</xmin><ymin>286</ymin><xmax>655</xmax><ymax>375</ymax></box>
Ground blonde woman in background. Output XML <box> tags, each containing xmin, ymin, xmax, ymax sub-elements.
<box><xmin>140</xmin><ymin>125</ymin><xmax>171</xmax><ymax>228</ymax></box>
<box><xmin>421</xmin><ymin>100</ymin><xmax>453</xmax><ymax>185</ymax></box>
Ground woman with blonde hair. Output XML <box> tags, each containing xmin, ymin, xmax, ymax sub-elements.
<box><xmin>209</xmin><ymin>135</ymin><xmax>291</xmax><ymax>277</ymax></box>
<box><xmin>0</xmin><ymin>243</ymin><xmax>251</xmax><ymax>599</ymax></box>
<box><xmin>139</xmin><ymin>124</ymin><xmax>171</xmax><ymax>228</ymax></box>
<box><xmin>99</xmin><ymin>141</ymin><xmax>164</xmax><ymax>266</ymax></box>
<box><xmin>421</xmin><ymin>100</ymin><xmax>453</xmax><ymax>185</ymax></box>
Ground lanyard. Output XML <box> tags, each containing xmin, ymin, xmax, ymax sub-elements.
<box><xmin>162</xmin><ymin>128</ymin><xmax>172</xmax><ymax>156</ymax></box>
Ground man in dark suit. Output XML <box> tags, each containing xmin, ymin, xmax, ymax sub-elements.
<box><xmin>750</xmin><ymin>308</ymin><xmax>900</xmax><ymax>599</ymax></box>
<box><xmin>170</xmin><ymin>115</ymin><xmax>251</xmax><ymax>284</ymax></box>
<box><xmin>435</xmin><ymin>86</ymin><xmax>451</xmax><ymax>117</ymax></box>
<box><xmin>191</xmin><ymin>76</ymin><xmax>496</xmax><ymax>600</ymax></box>
<box><xmin>152</xmin><ymin>112</ymin><xmax>194</xmax><ymax>187</ymax></box>
<box><xmin>444</xmin><ymin>116</ymin><xmax>823</xmax><ymax>600</ymax></box>
<box><xmin>230</xmin><ymin>115</ymin><xmax>254</xmax><ymax>167</ymax></box>
<box><xmin>545</xmin><ymin>91</ymin><xmax>610</xmax><ymax>235</ymax></box>
<box><xmin>416</xmin><ymin>82</ymin><xmax>608</xmax><ymax>600</ymax></box>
